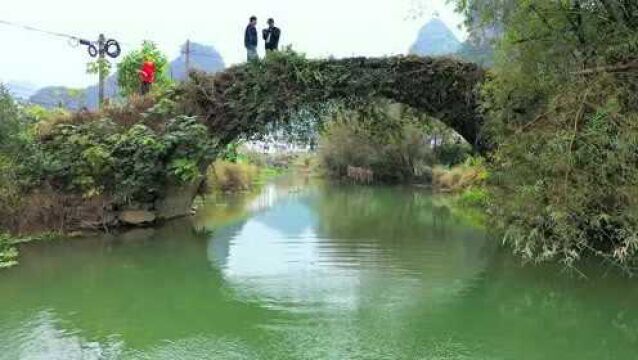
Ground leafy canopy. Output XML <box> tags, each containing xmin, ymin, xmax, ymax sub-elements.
<box><xmin>453</xmin><ymin>0</ymin><xmax>638</xmax><ymax>270</ymax></box>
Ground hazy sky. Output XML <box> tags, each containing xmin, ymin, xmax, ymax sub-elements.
<box><xmin>0</xmin><ymin>0</ymin><xmax>466</xmax><ymax>88</ymax></box>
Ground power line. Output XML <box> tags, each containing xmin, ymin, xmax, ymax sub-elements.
<box><xmin>0</xmin><ymin>19</ymin><xmax>220</xmax><ymax>60</ymax></box>
<box><xmin>0</xmin><ymin>19</ymin><xmax>83</xmax><ymax>43</ymax></box>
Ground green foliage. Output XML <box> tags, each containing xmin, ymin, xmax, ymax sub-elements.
<box><xmin>35</xmin><ymin>115</ymin><xmax>213</xmax><ymax>203</ymax></box>
<box><xmin>238</xmin><ymin>148</ymin><xmax>300</xmax><ymax>170</ymax></box>
<box><xmin>434</xmin><ymin>142</ymin><xmax>473</xmax><ymax>166</ymax></box>
<box><xmin>24</xmin><ymin>104</ymin><xmax>69</xmax><ymax>123</ymax></box>
<box><xmin>318</xmin><ymin>100</ymin><xmax>476</xmax><ymax>184</ymax></box>
<box><xmin>433</xmin><ymin>156</ymin><xmax>488</xmax><ymax>193</ymax></box>
<box><xmin>454</xmin><ymin>0</ymin><xmax>638</xmax><ymax>269</ymax></box>
<box><xmin>0</xmin><ymin>232</ymin><xmax>61</xmax><ymax>269</ymax></box>
<box><xmin>458</xmin><ymin>187</ymin><xmax>490</xmax><ymax>208</ymax></box>
<box><xmin>0</xmin><ymin>84</ymin><xmax>216</xmax><ymax>236</ymax></box>
<box><xmin>86</xmin><ymin>58</ymin><xmax>112</xmax><ymax>77</ymax></box>
<box><xmin>491</xmin><ymin>76</ymin><xmax>638</xmax><ymax>268</ymax></box>
<box><xmin>0</xmin><ymin>233</ymin><xmax>18</xmax><ymax>269</ymax></box>
<box><xmin>0</xmin><ymin>84</ymin><xmax>29</xmax><ymax>154</ymax></box>
<box><xmin>169</xmin><ymin>158</ymin><xmax>200</xmax><ymax>183</ymax></box>
<box><xmin>0</xmin><ymin>85</ymin><xmax>214</xmax><ymax>234</ymax></box>
<box><xmin>220</xmin><ymin>141</ymin><xmax>241</xmax><ymax>162</ymax></box>
<box><xmin>117</xmin><ymin>41</ymin><xmax>172</xmax><ymax>97</ymax></box>
<box><xmin>454</xmin><ymin>0</ymin><xmax>638</xmax><ymax>140</ymax></box>
<box><xmin>319</xmin><ymin>102</ymin><xmax>437</xmax><ymax>183</ymax></box>
<box><xmin>0</xmin><ymin>85</ymin><xmax>41</xmax><ymax>204</ymax></box>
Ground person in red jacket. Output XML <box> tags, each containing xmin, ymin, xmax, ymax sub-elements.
<box><xmin>138</xmin><ymin>57</ymin><xmax>156</xmax><ymax>95</ymax></box>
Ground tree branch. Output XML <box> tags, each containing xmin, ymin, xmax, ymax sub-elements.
<box><xmin>573</xmin><ymin>60</ymin><xmax>638</xmax><ymax>74</ymax></box>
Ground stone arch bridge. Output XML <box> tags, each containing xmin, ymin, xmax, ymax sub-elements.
<box><xmin>176</xmin><ymin>52</ymin><xmax>488</xmax><ymax>153</ymax></box>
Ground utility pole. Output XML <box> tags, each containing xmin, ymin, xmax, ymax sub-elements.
<box><xmin>79</xmin><ymin>34</ymin><xmax>121</xmax><ymax>109</ymax></box>
<box><xmin>98</xmin><ymin>34</ymin><xmax>106</xmax><ymax>108</ymax></box>
<box><xmin>185</xmin><ymin>39</ymin><xmax>191</xmax><ymax>77</ymax></box>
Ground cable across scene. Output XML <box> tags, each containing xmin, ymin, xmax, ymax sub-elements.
<box><xmin>0</xmin><ymin>19</ymin><xmax>82</xmax><ymax>42</ymax></box>
<box><xmin>0</xmin><ymin>19</ymin><xmax>221</xmax><ymax>60</ymax></box>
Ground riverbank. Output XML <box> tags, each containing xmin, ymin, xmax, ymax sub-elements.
<box><xmin>0</xmin><ymin>150</ymin><xmax>306</xmax><ymax>269</ymax></box>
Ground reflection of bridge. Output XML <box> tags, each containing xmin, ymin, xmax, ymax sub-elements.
<box><xmin>206</xmin><ymin>183</ymin><xmax>492</xmax><ymax>313</ymax></box>
<box><xmin>207</xmin><ymin>183</ymin><xmax>317</xmax><ymax>269</ymax></box>
<box><xmin>180</xmin><ymin>53</ymin><xmax>488</xmax><ymax>154</ymax></box>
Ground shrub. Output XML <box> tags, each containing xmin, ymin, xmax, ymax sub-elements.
<box><xmin>433</xmin><ymin>157</ymin><xmax>488</xmax><ymax>192</ymax></box>
<box><xmin>33</xmin><ymin>115</ymin><xmax>213</xmax><ymax>202</ymax></box>
<box><xmin>453</xmin><ymin>0</ymin><xmax>638</xmax><ymax>270</ymax></box>
<box><xmin>117</xmin><ymin>41</ymin><xmax>172</xmax><ymax>97</ymax></box>
<box><xmin>434</xmin><ymin>142</ymin><xmax>473</xmax><ymax>166</ymax></box>
<box><xmin>0</xmin><ymin>233</ymin><xmax>18</xmax><ymax>269</ymax></box>
<box><xmin>490</xmin><ymin>76</ymin><xmax>638</xmax><ymax>269</ymax></box>
<box><xmin>208</xmin><ymin>160</ymin><xmax>259</xmax><ymax>192</ymax></box>
<box><xmin>0</xmin><ymin>86</ymin><xmax>216</xmax><ymax>235</ymax></box>
<box><xmin>458</xmin><ymin>188</ymin><xmax>490</xmax><ymax>208</ymax></box>
<box><xmin>319</xmin><ymin>106</ymin><xmax>436</xmax><ymax>184</ymax></box>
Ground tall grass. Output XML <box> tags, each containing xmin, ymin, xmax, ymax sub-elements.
<box><xmin>208</xmin><ymin>160</ymin><xmax>260</xmax><ymax>193</ymax></box>
<box><xmin>432</xmin><ymin>157</ymin><xmax>488</xmax><ymax>193</ymax></box>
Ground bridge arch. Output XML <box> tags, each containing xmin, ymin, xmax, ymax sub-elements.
<box><xmin>176</xmin><ymin>51</ymin><xmax>487</xmax><ymax>153</ymax></box>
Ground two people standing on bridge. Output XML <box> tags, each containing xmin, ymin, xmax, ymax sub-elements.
<box><xmin>245</xmin><ymin>16</ymin><xmax>281</xmax><ymax>61</ymax></box>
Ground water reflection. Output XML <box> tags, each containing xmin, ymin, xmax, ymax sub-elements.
<box><xmin>204</xmin><ymin>181</ymin><xmax>490</xmax><ymax>312</ymax></box>
<box><xmin>0</xmin><ymin>177</ymin><xmax>637</xmax><ymax>359</ymax></box>
<box><xmin>0</xmin><ymin>219</ymin><xmax>275</xmax><ymax>359</ymax></box>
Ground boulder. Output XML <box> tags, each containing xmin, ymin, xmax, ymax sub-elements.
<box><xmin>118</xmin><ymin>210</ymin><xmax>156</xmax><ymax>226</ymax></box>
<box><xmin>155</xmin><ymin>179</ymin><xmax>202</xmax><ymax>220</ymax></box>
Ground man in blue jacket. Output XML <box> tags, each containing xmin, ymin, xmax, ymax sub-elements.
<box><xmin>245</xmin><ymin>16</ymin><xmax>258</xmax><ymax>61</ymax></box>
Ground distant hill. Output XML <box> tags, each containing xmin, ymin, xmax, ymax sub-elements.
<box><xmin>408</xmin><ymin>16</ymin><xmax>501</xmax><ymax>66</ymax></box>
<box><xmin>5</xmin><ymin>81</ymin><xmax>38</xmax><ymax>100</ymax></box>
<box><xmin>29</xmin><ymin>42</ymin><xmax>225</xmax><ymax>110</ymax></box>
<box><xmin>29</xmin><ymin>87</ymin><xmax>87</xmax><ymax>109</ymax></box>
<box><xmin>170</xmin><ymin>42</ymin><xmax>225</xmax><ymax>81</ymax></box>
<box><xmin>409</xmin><ymin>18</ymin><xmax>461</xmax><ymax>56</ymax></box>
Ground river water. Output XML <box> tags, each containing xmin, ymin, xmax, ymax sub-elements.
<box><xmin>0</xmin><ymin>176</ymin><xmax>636</xmax><ymax>359</ymax></box>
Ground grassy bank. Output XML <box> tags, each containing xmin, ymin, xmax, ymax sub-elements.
<box><xmin>205</xmin><ymin>147</ymin><xmax>317</xmax><ymax>194</ymax></box>
<box><xmin>318</xmin><ymin>101</ymin><xmax>474</xmax><ymax>185</ymax></box>
<box><xmin>207</xmin><ymin>159</ymin><xmax>284</xmax><ymax>193</ymax></box>
<box><xmin>432</xmin><ymin>157</ymin><xmax>490</xmax><ymax>208</ymax></box>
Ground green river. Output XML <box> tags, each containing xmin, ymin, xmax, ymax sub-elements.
<box><xmin>0</xmin><ymin>176</ymin><xmax>637</xmax><ymax>359</ymax></box>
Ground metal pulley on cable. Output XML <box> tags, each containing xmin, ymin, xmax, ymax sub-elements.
<box><xmin>79</xmin><ymin>37</ymin><xmax>121</xmax><ymax>59</ymax></box>
<box><xmin>79</xmin><ymin>39</ymin><xmax>98</xmax><ymax>57</ymax></box>
<box><xmin>104</xmin><ymin>39</ymin><xmax>121</xmax><ymax>58</ymax></box>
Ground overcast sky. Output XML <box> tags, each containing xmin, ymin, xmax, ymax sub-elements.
<box><xmin>0</xmin><ymin>0</ymin><xmax>466</xmax><ymax>88</ymax></box>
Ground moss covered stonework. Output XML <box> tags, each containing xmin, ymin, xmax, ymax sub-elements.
<box><xmin>176</xmin><ymin>51</ymin><xmax>487</xmax><ymax>153</ymax></box>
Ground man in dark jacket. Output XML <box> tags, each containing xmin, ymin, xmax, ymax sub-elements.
<box><xmin>262</xmin><ymin>18</ymin><xmax>281</xmax><ymax>52</ymax></box>
<box><xmin>245</xmin><ymin>16</ymin><xmax>258</xmax><ymax>61</ymax></box>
